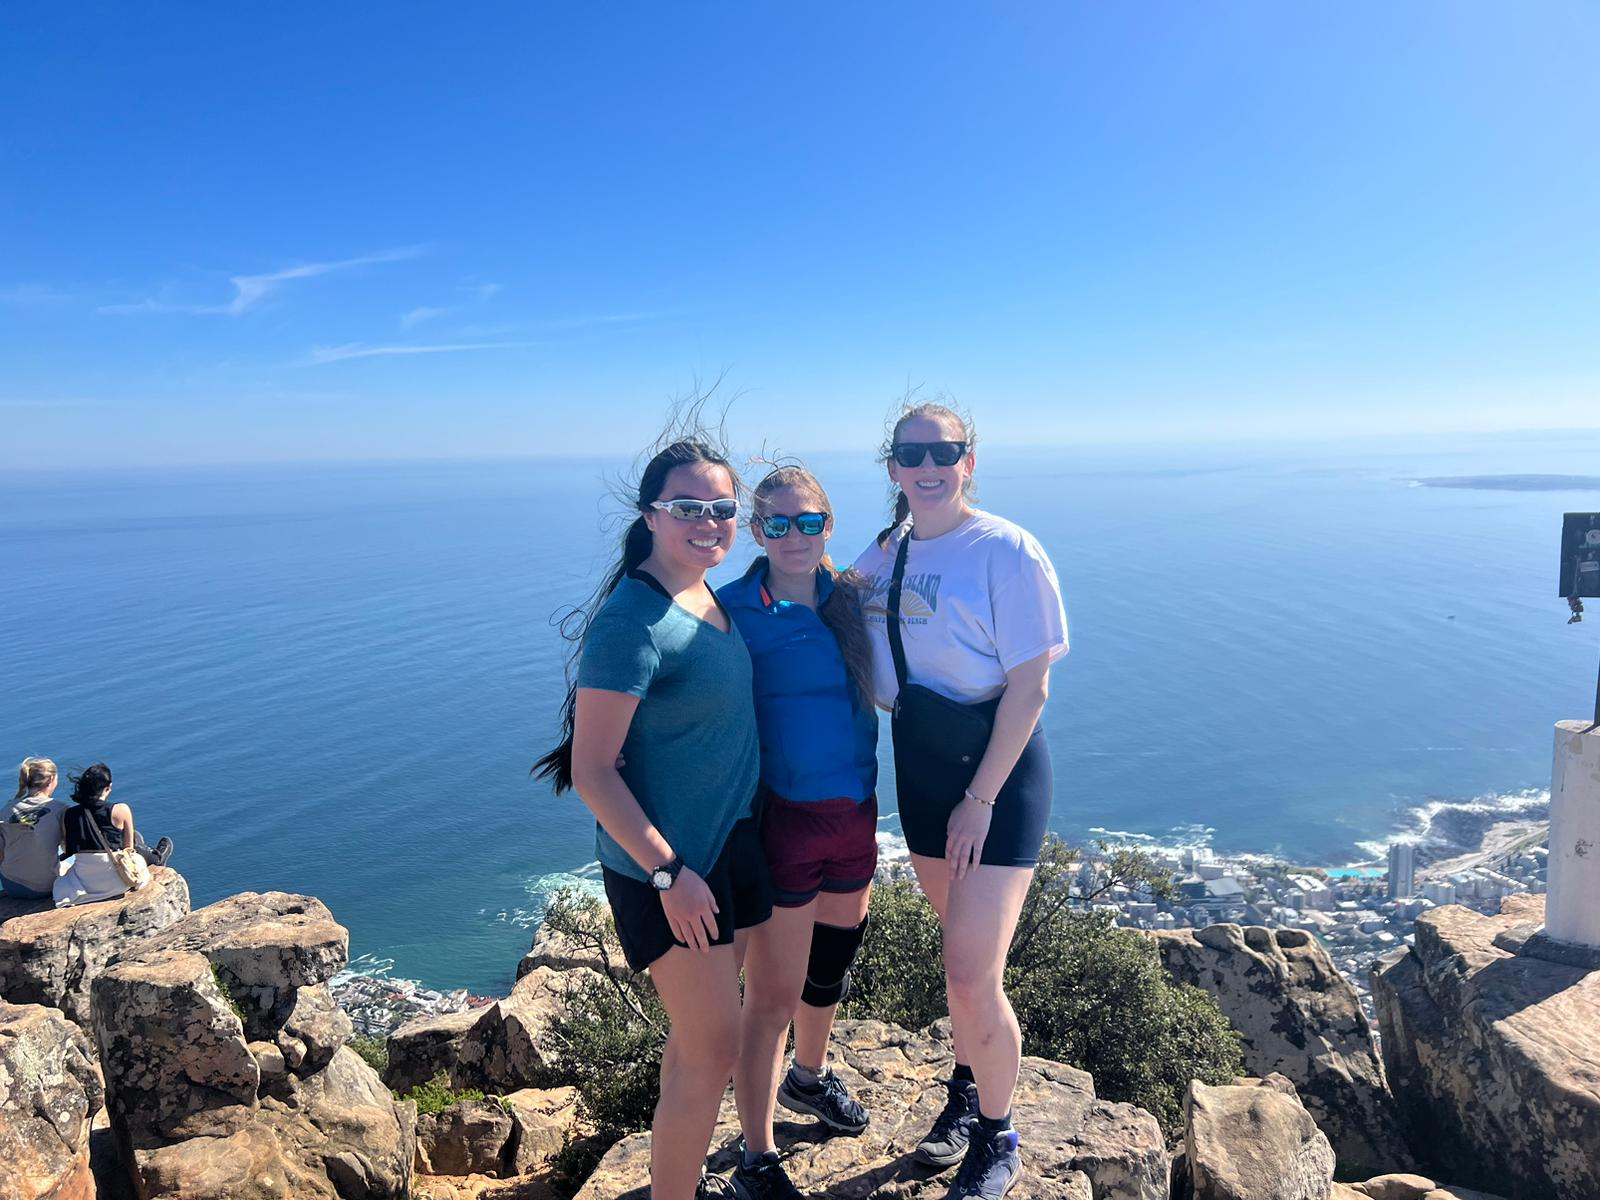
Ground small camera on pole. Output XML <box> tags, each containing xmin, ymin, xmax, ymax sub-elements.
<box><xmin>1558</xmin><ymin>512</ymin><xmax>1600</xmax><ymax>727</ymax></box>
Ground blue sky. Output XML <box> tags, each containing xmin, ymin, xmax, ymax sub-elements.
<box><xmin>3</xmin><ymin>4</ymin><xmax>1597</xmax><ymax>465</ymax></box>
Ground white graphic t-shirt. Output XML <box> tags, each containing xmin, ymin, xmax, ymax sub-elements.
<box><xmin>852</xmin><ymin>511</ymin><xmax>1069</xmax><ymax>708</ymax></box>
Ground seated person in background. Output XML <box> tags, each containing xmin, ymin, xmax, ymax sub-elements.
<box><xmin>53</xmin><ymin>762</ymin><xmax>174</xmax><ymax>908</ymax></box>
<box><xmin>1</xmin><ymin>757</ymin><xmax>68</xmax><ymax>900</ymax></box>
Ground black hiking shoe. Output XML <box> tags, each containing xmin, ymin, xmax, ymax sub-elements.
<box><xmin>151</xmin><ymin>837</ymin><xmax>174</xmax><ymax>867</ymax></box>
<box><xmin>695</xmin><ymin>1172</ymin><xmax>738</xmax><ymax>1198</ymax></box>
<box><xmin>945</xmin><ymin>1127</ymin><xmax>1021</xmax><ymax>1199</ymax></box>
<box><xmin>915</xmin><ymin>1077</ymin><xmax>979</xmax><ymax>1167</ymax></box>
<box><xmin>728</xmin><ymin>1147</ymin><xmax>804</xmax><ymax>1200</ymax></box>
<box><xmin>777</xmin><ymin>1064</ymin><xmax>869</xmax><ymax>1135</ymax></box>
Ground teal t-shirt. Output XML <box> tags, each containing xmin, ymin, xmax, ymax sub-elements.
<box><xmin>575</xmin><ymin>574</ymin><xmax>760</xmax><ymax>882</ymax></box>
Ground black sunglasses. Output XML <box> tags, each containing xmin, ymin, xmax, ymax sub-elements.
<box><xmin>759</xmin><ymin>511</ymin><xmax>828</xmax><ymax>538</ymax></box>
<box><xmin>892</xmin><ymin>440</ymin><xmax>968</xmax><ymax>468</ymax></box>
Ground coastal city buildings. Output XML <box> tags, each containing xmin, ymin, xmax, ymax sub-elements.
<box><xmin>1096</xmin><ymin>831</ymin><xmax>1550</xmax><ymax>1030</ymax></box>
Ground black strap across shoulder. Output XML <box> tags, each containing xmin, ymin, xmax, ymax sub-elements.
<box><xmin>886</xmin><ymin>529</ymin><xmax>912</xmax><ymax>689</ymax></box>
<box><xmin>79</xmin><ymin>806</ymin><xmax>116</xmax><ymax>855</ymax></box>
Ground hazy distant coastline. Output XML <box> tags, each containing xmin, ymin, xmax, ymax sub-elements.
<box><xmin>1414</xmin><ymin>474</ymin><xmax>1600</xmax><ymax>491</ymax></box>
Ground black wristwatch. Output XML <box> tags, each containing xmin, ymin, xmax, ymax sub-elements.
<box><xmin>650</xmin><ymin>856</ymin><xmax>684</xmax><ymax>891</ymax></box>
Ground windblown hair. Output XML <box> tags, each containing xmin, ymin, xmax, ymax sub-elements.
<box><xmin>68</xmin><ymin>762</ymin><xmax>113</xmax><ymax>806</ymax></box>
<box><xmin>751</xmin><ymin>464</ymin><xmax>877</xmax><ymax>709</ymax></box>
<box><xmin>533</xmin><ymin>409</ymin><xmax>741</xmax><ymax>794</ymax></box>
<box><xmin>14</xmin><ymin>757</ymin><xmax>56</xmax><ymax>801</ymax></box>
<box><xmin>876</xmin><ymin>394</ymin><xmax>979</xmax><ymax>546</ymax></box>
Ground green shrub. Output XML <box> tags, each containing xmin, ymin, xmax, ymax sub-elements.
<box><xmin>398</xmin><ymin>1071</ymin><xmax>486</xmax><ymax>1117</ymax></box>
<box><xmin>349</xmin><ymin>1033</ymin><xmax>389</xmax><ymax>1075</ymax></box>
<box><xmin>536</xmin><ymin>890</ymin><xmax>668</xmax><ymax>1188</ymax></box>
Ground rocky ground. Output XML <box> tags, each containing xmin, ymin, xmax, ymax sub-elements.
<box><xmin>3</xmin><ymin>868</ymin><xmax>1586</xmax><ymax>1200</ymax></box>
<box><xmin>573</xmin><ymin>1019</ymin><xmax>1167</xmax><ymax>1200</ymax></box>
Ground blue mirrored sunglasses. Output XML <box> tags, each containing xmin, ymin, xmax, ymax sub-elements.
<box><xmin>759</xmin><ymin>511</ymin><xmax>828</xmax><ymax>538</ymax></box>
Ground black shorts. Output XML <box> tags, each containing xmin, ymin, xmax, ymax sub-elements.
<box><xmin>892</xmin><ymin>720</ymin><xmax>1052</xmax><ymax>868</ymax></box>
<box><xmin>602</xmin><ymin>817</ymin><xmax>774</xmax><ymax>971</ymax></box>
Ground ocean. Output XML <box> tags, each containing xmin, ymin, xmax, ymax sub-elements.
<box><xmin>3</xmin><ymin>431</ymin><xmax>1597</xmax><ymax>994</ymax></box>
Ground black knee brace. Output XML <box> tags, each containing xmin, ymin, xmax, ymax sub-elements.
<box><xmin>800</xmin><ymin>915</ymin><xmax>868</xmax><ymax>1009</ymax></box>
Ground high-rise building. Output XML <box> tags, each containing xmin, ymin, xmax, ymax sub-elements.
<box><xmin>1388</xmin><ymin>842</ymin><xmax>1417</xmax><ymax>900</ymax></box>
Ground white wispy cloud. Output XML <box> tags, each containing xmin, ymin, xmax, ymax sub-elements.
<box><xmin>302</xmin><ymin>341</ymin><xmax>532</xmax><ymax>366</ymax></box>
<box><xmin>98</xmin><ymin>246</ymin><xmax>426</xmax><ymax>316</ymax></box>
<box><xmin>399</xmin><ymin>306</ymin><xmax>448</xmax><ymax>329</ymax></box>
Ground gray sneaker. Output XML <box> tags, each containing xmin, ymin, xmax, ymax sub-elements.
<box><xmin>915</xmin><ymin>1077</ymin><xmax>979</xmax><ymax>1167</ymax></box>
<box><xmin>946</xmin><ymin>1127</ymin><xmax>1021</xmax><ymax>1199</ymax></box>
<box><xmin>778</xmin><ymin>1065</ymin><xmax>869</xmax><ymax>1135</ymax></box>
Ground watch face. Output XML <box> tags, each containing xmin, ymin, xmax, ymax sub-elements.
<box><xmin>652</xmin><ymin>869</ymin><xmax>673</xmax><ymax>890</ymax></box>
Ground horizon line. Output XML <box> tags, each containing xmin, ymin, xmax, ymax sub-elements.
<box><xmin>6</xmin><ymin>424</ymin><xmax>1600</xmax><ymax>479</ymax></box>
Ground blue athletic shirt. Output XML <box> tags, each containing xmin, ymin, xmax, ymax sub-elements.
<box><xmin>717</xmin><ymin>560</ymin><xmax>878</xmax><ymax>804</ymax></box>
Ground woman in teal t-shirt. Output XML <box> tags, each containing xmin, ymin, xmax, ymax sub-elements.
<box><xmin>535</xmin><ymin>435</ymin><xmax>768</xmax><ymax>1200</ymax></box>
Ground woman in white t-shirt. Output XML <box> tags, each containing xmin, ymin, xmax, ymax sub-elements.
<box><xmin>853</xmin><ymin>400</ymin><xmax>1068</xmax><ymax>1200</ymax></box>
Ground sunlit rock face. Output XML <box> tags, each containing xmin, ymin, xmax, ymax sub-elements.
<box><xmin>1372</xmin><ymin>894</ymin><xmax>1600</xmax><ymax>1200</ymax></box>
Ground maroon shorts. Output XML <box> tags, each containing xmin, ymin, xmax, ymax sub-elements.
<box><xmin>760</xmin><ymin>790</ymin><xmax>879</xmax><ymax>907</ymax></box>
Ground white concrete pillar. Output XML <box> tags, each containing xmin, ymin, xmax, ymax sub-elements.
<box><xmin>1546</xmin><ymin>720</ymin><xmax>1600</xmax><ymax>948</ymax></box>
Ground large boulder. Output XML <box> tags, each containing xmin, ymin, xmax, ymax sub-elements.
<box><xmin>1154</xmin><ymin>923</ymin><xmax>1412</xmax><ymax>1178</ymax></box>
<box><xmin>503</xmin><ymin>1086</ymin><xmax>580</xmax><ymax>1175</ymax></box>
<box><xmin>385</xmin><ymin>1007</ymin><xmax>483</xmax><ymax>1093</ymax></box>
<box><xmin>416</xmin><ymin>1100</ymin><xmax>515</xmax><ymax>1177</ymax></box>
<box><xmin>0</xmin><ymin>868</ymin><xmax>190</xmax><ymax>1026</ymax></box>
<box><xmin>136</xmin><ymin>889</ymin><xmax>348</xmax><ymax>1007</ymax></box>
<box><xmin>404</xmin><ymin>1088</ymin><xmax>578</xmax><ymax>1182</ymax></box>
<box><xmin>1371</xmin><ymin>894</ymin><xmax>1600</xmax><ymax>1200</ymax></box>
<box><xmin>515</xmin><ymin>906</ymin><xmax>620</xmax><ymax>981</ymax></box>
<box><xmin>0</xmin><ymin>999</ymin><xmax>104</xmax><ymax>1200</ymax></box>
<box><xmin>574</xmin><ymin>1019</ymin><xmax>1167</xmax><ymax>1199</ymax></box>
<box><xmin>453</xmin><ymin>965</ymin><xmax>598</xmax><ymax>1092</ymax></box>
<box><xmin>1181</xmin><ymin>1077</ymin><xmax>1336</xmax><ymax>1200</ymax></box>
<box><xmin>92</xmin><ymin>891</ymin><xmax>416</xmax><ymax>1199</ymax></box>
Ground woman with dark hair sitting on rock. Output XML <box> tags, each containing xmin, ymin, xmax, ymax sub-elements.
<box><xmin>52</xmin><ymin>762</ymin><xmax>174</xmax><ymax>907</ymax></box>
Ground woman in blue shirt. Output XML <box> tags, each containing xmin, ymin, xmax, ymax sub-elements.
<box><xmin>717</xmin><ymin>465</ymin><xmax>880</xmax><ymax>1200</ymax></box>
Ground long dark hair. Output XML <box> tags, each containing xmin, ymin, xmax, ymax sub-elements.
<box><xmin>874</xmin><ymin>395</ymin><xmax>979</xmax><ymax>546</ymax></box>
<box><xmin>69</xmin><ymin>762</ymin><xmax>113</xmax><ymax>806</ymax></box>
<box><xmin>532</xmin><ymin>432</ymin><xmax>741</xmax><ymax>793</ymax></box>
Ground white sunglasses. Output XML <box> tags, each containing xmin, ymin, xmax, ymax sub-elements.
<box><xmin>650</xmin><ymin>497</ymin><xmax>739</xmax><ymax>521</ymax></box>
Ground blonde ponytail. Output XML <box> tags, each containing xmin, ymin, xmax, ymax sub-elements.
<box><xmin>15</xmin><ymin>757</ymin><xmax>57</xmax><ymax>801</ymax></box>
